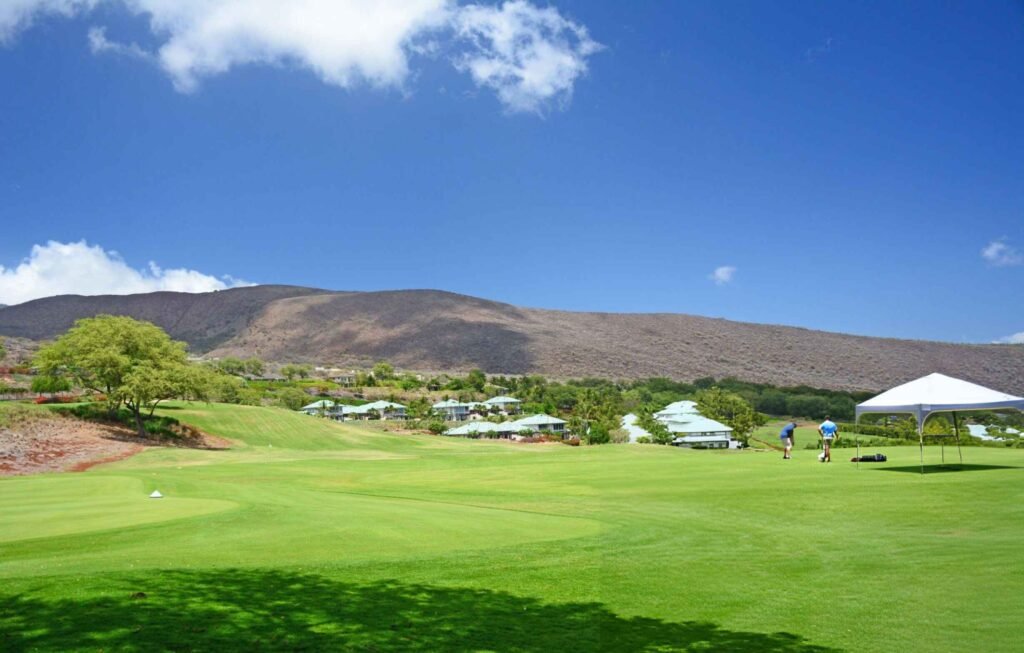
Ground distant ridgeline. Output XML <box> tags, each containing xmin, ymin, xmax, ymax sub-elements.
<box><xmin>1</xmin><ymin>287</ymin><xmax>1022</xmax><ymax>393</ymax></box>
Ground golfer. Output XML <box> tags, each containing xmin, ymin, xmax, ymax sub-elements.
<box><xmin>779</xmin><ymin>420</ymin><xmax>797</xmax><ymax>459</ymax></box>
<box><xmin>818</xmin><ymin>415</ymin><xmax>839</xmax><ymax>462</ymax></box>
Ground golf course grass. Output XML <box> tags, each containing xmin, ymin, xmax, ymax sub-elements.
<box><xmin>2</xmin><ymin>403</ymin><xmax>1022</xmax><ymax>652</ymax></box>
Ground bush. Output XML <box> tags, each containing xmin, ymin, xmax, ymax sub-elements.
<box><xmin>276</xmin><ymin>387</ymin><xmax>310</xmax><ymax>411</ymax></box>
<box><xmin>427</xmin><ymin>421</ymin><xmax>447</xmax><ymax>435</ymax></box>
<box><xmin>585</xmin><ymin>423</ymin><xmax>611</xmax><ymax>445</ymax></box>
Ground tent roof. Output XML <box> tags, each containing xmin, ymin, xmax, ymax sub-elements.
<box><xmin>856</xmin><ymin>373</ymin><xmax>1024</xmax><ymax>422</ymax></box>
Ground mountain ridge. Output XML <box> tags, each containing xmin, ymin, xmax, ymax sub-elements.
<box><xmin>1</xmin><ymin>285</ymin><xmax>1021</xmax><ymax>393</ymax></box>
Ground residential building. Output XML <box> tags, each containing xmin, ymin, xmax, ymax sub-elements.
<box><xmin>482</xmin><ymin>396</ymin><xmax>522</xmax><ymax>415</ymax></box>
<box><xmin>624</xmin><ymin>400</ymin><xmax>737</xmax><ymax>448</ymax></box>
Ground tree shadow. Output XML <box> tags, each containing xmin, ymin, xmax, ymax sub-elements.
<box><xmin>875</xmin><ymin>464</ymin><xmax>1019</xmax><ymax>474</ymax></box>
<box><xmin>0</xmin><ymin>568</ymin><xmax>840</xmax><ymax>652</ymax></box>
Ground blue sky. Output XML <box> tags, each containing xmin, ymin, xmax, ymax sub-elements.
<box><xmin>0</xmin><ymin>1</ymin><xmax>1021</xmax><ymax>344</ymax></box>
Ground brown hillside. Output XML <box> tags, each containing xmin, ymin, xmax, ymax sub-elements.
<box><xmin>208</xmin><ymin>289</ymin><xmax>1024</xmax><ymax>393</ymax></box>
<box><xmin>0</xmin><ymin>285</ymin><xmax>322</xmax><ymax>350</ymax></box>
<box><xmin>1</xmin><ymin>286</ymin><xmax>1021</xmax><ymax>393</ymax></box>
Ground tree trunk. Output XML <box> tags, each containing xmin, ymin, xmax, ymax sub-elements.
<box><xmin>132</xmin><ymin>406</ymin><xmax>146</xmax><ymax>437</ymax></box>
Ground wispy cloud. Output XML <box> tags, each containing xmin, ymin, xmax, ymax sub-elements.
<box><xmin>804</xmin><ymin>36</ymin><xmax>835</xmax><ymax>63</ymax></box>
<box><xmin>1</xmin><ymin>0</ymin><xmax>602</xmax><ymax>115</ymax></box>
<box><xmin>0</xmin><ymin>240</ymin><xmax>251</xmax><ymax>306</ymax></box>
<box><xmin>709</xmin><ymin>265</ymin><xmax>736</xmax><ymax>286</ymax></box>
<box><xmin>981</xmin><ymin>238</ymin><xmax>1023</xmax><ymax>267</ymax></box>
<box><xmin>996</xmin><ymin>332</ymin><xmax>1024</xmax><ymax>345</ymax></box>
<box><xmin>87</xmin><ymin>26</ymin><xmax>151</xmax><ymax>60</ymax></box>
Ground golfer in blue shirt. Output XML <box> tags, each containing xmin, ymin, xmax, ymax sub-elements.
<box><xmin>779</xmin><ymin>421</ymin><xmax>797</xmax><ymax>459</ymax></box>
<box><xmin>818</xmin><ymin>416</ymin><xmax>839</xmax><ymax>462</ymax></box>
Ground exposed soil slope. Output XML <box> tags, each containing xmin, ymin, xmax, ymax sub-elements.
<box><xmin>0</xmin><ymin>410</ymin><xmax>230</xmax><ymax>476</ymax></box>
<box><xmin>0</xmin><ymin>413</ymin><xmax>143</xmax><ymax>476</ymax></box>
<box><xmin>1</xmin><ymin>287</ymin><xmax>1022</xmax><ymax>393</ymax></box>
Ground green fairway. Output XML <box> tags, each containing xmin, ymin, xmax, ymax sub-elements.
<box><xmin>2</xmin><ymin>404</ymin><xmax>1022</xmax><ymax>651</ymax></box>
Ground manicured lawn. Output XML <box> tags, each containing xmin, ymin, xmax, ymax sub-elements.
<box><xmin>2</xmin><ymin>403</ymin><xmax>1022</xmax><ymax>651</ymax></box>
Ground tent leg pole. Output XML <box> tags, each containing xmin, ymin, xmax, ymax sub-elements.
<box><xmin>856</xmin><ymin>437</ymin><xmax>860</xmax><ymax>469</ymax></box>
<box><xmin>919</xmin><ymin>432</ymin><xmax>924</xmax><ymax>475</ymax></box>
<box><xmin>953</xmin><ymin>411</ymin><xmax>963</xmax><ymax>466</ymax></box>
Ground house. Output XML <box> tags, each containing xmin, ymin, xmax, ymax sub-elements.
<box><xmin>664</xmin><ymin>414</ymin><xmax>733</xmax><ymax>449</ymax></box>
<box><xmin>444</xmin><ymin>414</ymin><xmax>568</xmax><ymax>440</ymax></box>
<box><xmin>328</xmin><ymin>400</ymin><xmax>407</xmax><ymax>421</ymax></box>
<box><xmin>671</xmin><ymin>434</ymin><xmax>733</xmax><ymax>449</ymax></box>
<box><xmin>432</xmin><ymin>398</ymin><xmax>509</xmax><ymax>421</ymax></box>
<box><xmin>505</xmin><ymin>413</ymin><xmax>567</xmax><ymax>436</ymax></box>
<box><xmin>620</xmin><ymin>413</ymin><xmax>649</xmax><ymax>443</ymax></box>
<box><xmin>300</xmin><ymin>400</ymin><xmax>336</xmax><ymax>416</ymax></box>
<box><xmin>966</xmin><ymin>424</ymin><xmax>1003</xmax><ymax>441</ymax></box>
<box><xmin>445</xmin><ymin>421</ymin><xmax>506</xmax><ymax>438</ymax></box>
<box><xmin>625</xmin><ymin>400</ymin><xmax>738</xmax><ymax>449</ymax></box>
<box><xmin>654</xmin><ymin>400</ymin><xmax>699</xmax><ymax>420</ymax></box>
<box><xmin>483</xmin><ymin>396</ymin><xmax>522</xmax><ymax>415</ymax></box>
<box><xmin>433</xmin><ymin>399</ymin><xmax>473</xmax><ymax>421</ymax></box>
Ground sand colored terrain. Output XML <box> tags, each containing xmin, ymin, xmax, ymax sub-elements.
<box><xmin>0</xmin><ymin>410</ymin><xmax>229</xmax><ymax>476</ymax></box>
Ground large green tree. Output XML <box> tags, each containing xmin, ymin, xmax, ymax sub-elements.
<box><xmin>34</xmin><ymin>315</ymin><xmax>210</xmax><ymax>435</ymax></box>
<box><xmin>696</xmin><ymin>387</ymin><xmax>765</xmax><ymax>446</ymax></box>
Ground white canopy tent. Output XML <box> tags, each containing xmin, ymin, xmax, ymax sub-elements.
<box><xmin>855</xmin><ymin>373</ymin><xmax>1024</xmax><ymax>473</ymax></box>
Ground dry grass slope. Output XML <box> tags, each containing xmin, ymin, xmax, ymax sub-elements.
<box><xmin>2</xmin><ymin>287</ymin><xmax>1022</xmax><ymax>393</ymax></box>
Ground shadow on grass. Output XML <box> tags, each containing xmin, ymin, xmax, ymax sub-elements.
<box><xmin>875</xmin><ymin>464</ymin><xmax>1019</xmax><ymax>474</ymax></box>
<box><xmin>0</xmin><ymin>569</ymin><xmax>839</xmax><ymax>652</ymax></box>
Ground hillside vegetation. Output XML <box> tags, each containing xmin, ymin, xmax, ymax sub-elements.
<box><xmin>2</xmin><ymin>287</ymin><xmax>1022</xmax><ymax>392</ymax></box>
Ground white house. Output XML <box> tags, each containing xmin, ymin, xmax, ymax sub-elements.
<box><xmin>328</xmin><ymin>400</ymin><xmax>407</xmax><ymax>421</ymax></box>
<box><xmin>300</xmin><ymin>399</ymin><xmax>336</xmax><ymax>416</ymax></box>
<box><xmin>966</xmin><ymin>424</ymin><xmax>1003</xmax><ymax>441</ymax></box>
<box><xmin>505</xmin><ymin>414</ymin><xmax>567</xmax><ymax>436</ymax></box>
<box><xmin>433</xmin><ymin>399</ymin><xmax>477</xmax><ymax>421</ymax></box>
<box><xmin>433</xmin><ymin>396</ymin><xmax>520</xmax><ymax>421</ymax></box>
<box><xmin>483</xmin><ymin>396</ymin><xmax>522</xmax><ymax>415</ymax></box>
<box><xmin>624</xmin><ymin>400</ymin><xmax>738</xmax><ymax>449</ymax></box>
<box><xmin>655</xmin><ymin>400</ymin><xmax>699</xmax><ymax>420</ymax></box>
<box><xmin>444</xmin><ymin>413</ymin><xmax>569</xmax><ymax>440</ymax></box>
<box><xmin>445</xmin><ymin>421</ymin><xmax>506</xmax><ymax>438</ymax></box>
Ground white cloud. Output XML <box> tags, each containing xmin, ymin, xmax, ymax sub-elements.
<box><xmin>1</xmin><ymin>0</ymin><xmax>601</xmax><ymax>113</ymax></box>
<box><xmin>996</xmin><ymin>332</ymin><xmax>1024</xmax><ymax>345</ymax></box>
<box><xmin>981</xmin><ymin>239</ymin><xmax>1023</xmax><ymax>267</ymax></box>
<box><xmin>0</xmin><ymin>0</ymin><xmax>96</xmax><ymax>44</ymax></box>
<box><xmin>0</xmin><ymin>240</ymin><xmax>251</xmax><ymax>306</ymax></box>
<box><xmin>453</xmin><ymin>1</ymin><xmax>602</xmax><ymax>114</ymax></box>
<box><xmin>709</xmin><ymin>265</ymin><xmax>736</xmax><ymax>286</ymax></box>
<box><xmin>87</xmin><ymin>25</ymin><xmax>151</xmax><ymax>59</ymax></box>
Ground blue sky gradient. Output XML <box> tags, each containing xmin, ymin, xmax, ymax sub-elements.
<box><xmin>1</xmin><ymin>1</ymin><xmax>1021</xmax><ymax>343</ymax></box>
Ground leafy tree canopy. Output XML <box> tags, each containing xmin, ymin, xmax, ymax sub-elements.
<box><xmin>696</xmin><ymin>387</ymin><xmax>765</xmax><ymax>445</ymax></box>
<box><xmin>34</xmin><ymin>315</ymin><xmax>211</xmax><ymax>435</ymax></box>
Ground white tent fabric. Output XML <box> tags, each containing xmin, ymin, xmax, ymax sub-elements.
<box><xmin>856</xmin><ymin>373</ymin><xmax>1024</xmax><ymax>472</ymax></box>
<box><xmin>855</xmin><ymin>373</ymin><xmax>1024</xmax><ymax>427</ymax></box>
